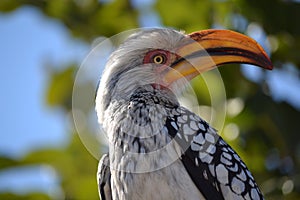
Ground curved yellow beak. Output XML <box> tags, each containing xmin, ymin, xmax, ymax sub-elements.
<box><xmin>164</xmin><ymin>29</ymin><xmax>273</xmax><ymax>85</ymax></box>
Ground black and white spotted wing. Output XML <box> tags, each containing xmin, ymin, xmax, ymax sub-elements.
<box><xmin>166</xmin><ymin>106</ymin><xmax>264</xmax><ymax>200</ymax></box>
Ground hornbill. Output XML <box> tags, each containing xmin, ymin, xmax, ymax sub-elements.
<box><xmin>95</xmin><ymin>28</ymin><xmax>273</xmax><ymax>200</ymax></box>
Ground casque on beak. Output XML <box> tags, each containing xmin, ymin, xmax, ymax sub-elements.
<box><xmin>163</xmin><ymin>29</ymin><xmax>273</xmax><ymax>85</ymax></box>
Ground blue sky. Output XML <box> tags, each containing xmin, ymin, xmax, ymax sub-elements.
<box><xmin>0</xmin><ymin>3</ymin><xmax>300</xmax><ymax>197</ymax></box>
<box><xmin>0</xmin><ymin>7</ymin><xmax>88</xmax><ymax>158</ymax></box>
<box><xmin>0</xmin><ymin>6</ymin><xmax>88</xmax><ymax>196</ymax></box>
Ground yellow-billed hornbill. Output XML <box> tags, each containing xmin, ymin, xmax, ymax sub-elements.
<box><xmin>96</xmin><ymin>28</ymin><xmax>273</xmax><ymax>200</ymax></box>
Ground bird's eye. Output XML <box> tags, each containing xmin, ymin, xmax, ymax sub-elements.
<box><xmin>152</xmin><ymin>54</ymin><xmax>166</xmax><ymax>64</ymax></box>
<box><xmin>143</xmin><ymin>50</ymin><xmax>169</xmax><ymax>65</ymax></box>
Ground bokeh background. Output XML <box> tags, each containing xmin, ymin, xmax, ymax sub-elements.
<box><xmin>1</xmin><ymin>0</ymin><xmax>300</xmax><ymax>199</ymax></box>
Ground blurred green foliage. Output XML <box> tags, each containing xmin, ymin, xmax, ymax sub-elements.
<box><xmin>1</xmin><ymin>0</ymin><xmax>300</xmax><ymax>199</ymax></box>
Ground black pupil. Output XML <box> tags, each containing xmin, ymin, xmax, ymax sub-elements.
<box><xmin>155</xmin><ymin>56</ymin><xmax>163</xmax><ymax>63</ymax></box>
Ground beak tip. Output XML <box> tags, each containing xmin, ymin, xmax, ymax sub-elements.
<box><xmin>267</xmin><ymin>65</ymin><xmax>274</xmax><ymax>70</ymax></box>
<box><xmin>262</xmin><ymin>54</ymin><xmax>274</xmax><ymax>70</ymax></box>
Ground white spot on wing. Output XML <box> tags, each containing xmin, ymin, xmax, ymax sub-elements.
<box><xmin>193</xmin><ymin>134</ymin><xmax>205</xmax><ymax>145</ymax></box>
<box><xmin>195</xmin><ymin>158</ymin><xmax>199</xmax><ymax>166</ymax></box>
<box><xmin>205</xmin><ymin>134</ymin><xmax>215</xmax><ymax>143</ymax></box>
<box><xmin>177</xmin><ymin>117</ymin><xmax>186</xmax><ymax>124</ymax></box>
<box><xmin>251</xmin><ymin>188</ymin><xmax>260</xmax><ymax>199</ymax></box>
<box><xmin>203</xmin><ymin>170</ymin><xmax>208</xmax><ymax>180</ymax></box>
<box><xmin>172</xmin><ymin>109</ymin><xmax>179</xmax><ymax>115</ymax></box>
<box><xmin>177</xmin><ymin>133</ymin><xmax>182</xmax><ymax>139</ymax></box>
<box><xmin>246</xmin><ymin>169</ymin><xmax>254</xmax><ymax>180</ymax></box>
<box><xmin>220</xmin><ymin>155</ymin><xmax>232</xmax><ymax>166</ymax></box>
<box><xmin>209</xmin><ymin>164</ymin><xmax>215</xmax><ymax>176</ymax></box>
<box><xmin>190</xmin><ymin>114</ymin><xmax>196</xmax><ymax>121</ymax></box>
<box><xmin>216</xmin><ymin>164</ymin><xmax>229</xmax><ymax>184</ymax></box>
<box><xmin>199</xmin><ymin>152</ymin><xmax>208</xmax><ymax>159</ymax></box>
<box><xmin>201</xmin><ymin>154</ymin><xmax>213</xmax><ymax>163</ymax></box>
<box><xmin>190</xmin><ymin>120</ymin><xmax>198</xmax><ymax>130</ymax></box>
<box><xmin>237</xmin><ymin>169</ymin><xmax>247</xmax><ymax>181</ymax></box>
<box><xmin>198</xmin><ymin>123</ymin><xmax>205</xmax><ymax>131</ymax></box>
<box><xmin>184</xmin><ymin>135</ymin><xmax>189</xmax><ymax>141</ymax></box>
<box><xmin>233</xmin><ymin>153</ymin><xmax>241</xmax><ymax>162</ymax></box>
<box><xmin>223</xmin><ymin>152</ymin><xmax>232</xmax><ymax>160</ymax></box>
<box><xmin>183</xmin><ymin>124</ymin><xmax>195</xmax><ymax>135</ymax></box>
<box><xmin>244</xmin><ymin>192</ymin><xmax>251</xmax><ymax>200</ymax></box>
<box><xmin>206</xmin><ymin>144</ymin><xmax>216</xmax><ymax>154</ymax></box>
<box><xmin>191</xmin><ymin>142</ymin><xmax>202</xmax><ymax>151</ymax></box>
<box><xmin>228</xmin><ymin>163</ymin><xmax>239</xmax><ymax>172</ymax></box>
<box><xmin>249</xmin><ymin>179</ymin><xmax>254</xmax><ymax>187</ymax></box>
<box><xmin>231</xmin><ymin>177</ymin><xmax>245</xmax><ymax>194</ymax></box>
<box><xmin>222</xmin><ymin>147</ymin><xmax>229</xmax><ymax>152</ymax></box>
<box><xmin>171</xmin><ymin>121</ymin><xmax>178</xmax><ymax>130</ymax></box>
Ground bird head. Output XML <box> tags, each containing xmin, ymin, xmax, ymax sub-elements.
<box><xmin>96</xmin><ymin>28</ymin><xmax>272</xmax><ymax>123</ymax></box>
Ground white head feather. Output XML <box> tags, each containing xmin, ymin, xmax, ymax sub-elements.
<box><xmin>96</xmin><ymin>28</ymin><xmax>187</xmax><ymax>124</ymax></box>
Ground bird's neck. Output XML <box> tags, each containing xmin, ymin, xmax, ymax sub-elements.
<box><xmin>104</xmin><ymin>87</ymin><xmax>179</xmax><ymax>169</ymax></box>
<box><xmin>105</xmin><ymin>85</ymin><xmax>179</xmax><ymax>131</ymax></box>
<box><xmin>129</xmin><ymin>85</ymin><xmax>179</xmax><ymax>106</ymax></box>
